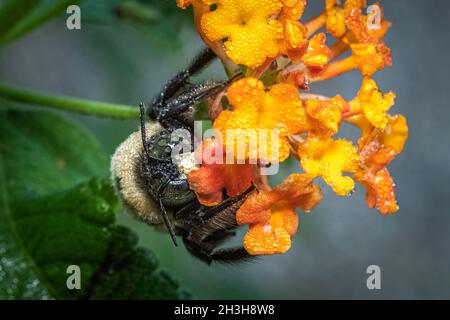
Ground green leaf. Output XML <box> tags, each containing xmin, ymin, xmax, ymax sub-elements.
<box><xmin>0</xmin><ymin>0</ymin><xmax>79</xmax><ymax>46</ymax></box>
<box><xmin>0</xmin><ymin>109</ymin><xmax>191</xmax><ymax>299</ymax></box>
<box><xmin>0</xmin><ymin>0</ymin><xmax>41</xmax><ymax>40</ymax></box>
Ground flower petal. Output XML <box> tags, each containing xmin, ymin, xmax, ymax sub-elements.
<box><xmin>356</xmin><ymin>167</ymin><xmax>399</xmax><ymax>215</ymax></box>
<box><xmin>200</xmin><ymin>0</ymin><xmax>284</xmax><ymax>67</ymax></box>
<box><xmin>187</xmin><ymin>138</ymin><xmax>255</xmax><ymax>206</ymax></box>
<box><xmin>243</xmin><ymin>223</ymin><xmax>292</xmax><ymax>255</ymax></box>
<box><xmin>214</xmin><ymin>78</ymin><xmax>310</xmax><ymax>162</ymax></box>
<box><xmin>349</xmin><ymin>77</ymin><xmax>396</xmax><ymax>129</ymax></box>
<box><xmin>306</xmin><ymin>95</ymin><xmax>348</xmax><ymax>135</ymax></box>
<box><xmin>298</xmin><ymin>135</ymin><xmax>359</xmax><ymax>196</ymax></box>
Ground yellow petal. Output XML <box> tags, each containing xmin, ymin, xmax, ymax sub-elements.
<box><xmin>298</xmin><ymin>135</ymin><xmax>359</xmax><ymax>196</ymax></box>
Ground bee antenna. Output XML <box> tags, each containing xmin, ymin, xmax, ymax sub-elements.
<box><xmin>139</xmin><ymin>103</ymin><xmax>153</xmax><ymax>162</ymax></box>
<box><xmin>157</xmin><ymin>184</ymin><xmax>178</xmax><ymax>247</ymax></box>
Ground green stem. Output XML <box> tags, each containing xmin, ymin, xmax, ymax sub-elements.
<box><xmin>0</xmin><ymin>84</ymin><xmax>139</xmax><ymax>119</ymax></box>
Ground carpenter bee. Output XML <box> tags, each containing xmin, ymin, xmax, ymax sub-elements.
<box><xmin>111</xmin><ymin>48</ymin><xmax>254</xmax><ymax>264</ymax></box>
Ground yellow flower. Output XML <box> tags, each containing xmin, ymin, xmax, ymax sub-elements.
<box><xmin>177</xmin><ymin>0</ymin><xmax>408</xmax><ymax>256</ymax></box>
<box><xmin>298</xmin><ymin>135</ymin><xmax>359</xmax><ymax>196</ymax></box>
<box><xmin>325</xmin><ymin>0</ymin><xmax>346</xmax><ymax>38</ymax></box>
<box><xmin>350</xmin><ymin>43</ymin><xmax>386</xmax><ymax>77</ymax></box>
<box><xmin>349</xmin><ymin>77</ymin><xmax>396</xmax><ymax>129</ymax></box>
<box><xmin>178</xmin><ymin>0</ymin><xmax>310</xmax><ymax>67</ymax></box>
<box><xmin>306</xmin><ymin>95</ymin><xmax>348</xmax><ymax>135</ymax></box>
<box><xmin>200</xmin><ymin>0</ymin><xmax>283</xmax><ymax>67</ymax></box>
<box><xmin>213</xmin><ymin>77</ymin><xmax>310</xmax><ymax>162</ymax></box>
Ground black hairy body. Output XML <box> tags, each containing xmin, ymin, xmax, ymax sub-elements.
<box><xmin>112</xmin><ymin>48</ymin><xmax>255</xmax><ymax>264</ymax></box>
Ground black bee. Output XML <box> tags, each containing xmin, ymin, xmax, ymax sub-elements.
<box><xmin>111</xmin><ymin>48</ymin><xmax>255</xmax><ymax>264</ymax></box>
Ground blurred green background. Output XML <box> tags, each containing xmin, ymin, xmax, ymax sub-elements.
<box><xmin>1</xmin><ymin>0</ymin><xmax>450</xmax><ymax>299</ymax></box>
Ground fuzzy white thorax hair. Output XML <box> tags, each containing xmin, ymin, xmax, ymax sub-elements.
<box><xmin>110</xmin><ymin>122</ymin><xmax>163</xmax><ymax>225</ymax></box>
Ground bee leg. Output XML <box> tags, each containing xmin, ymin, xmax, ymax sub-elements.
<box><xmin>139</xmin><ymin>102</ymin><xmax>153</xmax><ymax>162</ymax></box>
<box><xmin>209</xmin><ymin>247</ymin><xmax>255</xmax><ymax>264</ymax></box>
<box><xmin>156</xmin><ymin>183</ymin><xmax>178</xmax><ymax>247</ymax></box>
<box><xmin>150</xmin><ymin>47</ymin><xmax>216</xmax><ymax>120</ymax></box>
<box><xmin>156</xmin><ymin>81</ymin><xmax>229</xmax><ymax>123</ymax></box>
<box><xmin>179</xmin><ymin>186</ymin><xmax>257</xmax><ymax>264</ymax></box>
<box><xmin>201</xmin><ymin>185</ymin><xmax>256</xmax><ymax>221</ymax></box>
<box><xmin>176</xmin><ymin>186</ymin><xmax>255</xmax><ymax>244</ymax></box>
<box><xmin>183</xmin><ymin>236</ymin><xmax>254</xmax><ymax>265</ymax></box>
<box><xmin>182</xmin><ymin>237</ymin><xmax>215</xmax><ymax>264</ymax></box>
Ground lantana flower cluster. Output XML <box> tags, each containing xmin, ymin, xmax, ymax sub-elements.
<box><xmin>178</xmin><ymin>0</ymin><xmax>409</xmax><ymax>256</ymax></box>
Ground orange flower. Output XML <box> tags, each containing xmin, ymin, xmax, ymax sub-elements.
<box><xmin>313</xmin><ymin>42</ymin><xmax>387</xmax><ymax>81</ymax></box>
<box><xmin>313</xmin><ymin>0</ymin><xmax>392</xmax><ymax>81</ymax></box>
<box><xmin>350</xmin><ymin>43</ymin><xmax>386</xmax><ymax>76</ymax></box>
<box><xmin>178</xmin><ymin>0</ymin><xmax>407</xmax><ymax>256</ymax></box>
<box><xmin>213</xmin><ymin>77</ymin><xmax>310</xmax><ymax>163</ymax></box>
<box><xmin>305</xmin><ymin>95</ymin><xmax>348</xmax><ymax>135</ymax></box>
<box><xmin>278</xmin><ymin>0</ymin><xmax>309</xmax><ymax>62</ymax></box>
<box><xmin>325</xmin><ymin>0</ymin><xmax>346</xmax><ymax>38</ymax></box>
<box><xmin>187</xmin><ymin>138</ymin><xmax>255</xmax><ymax>206</ymax></box>
<box><xmin>343</xmin><ymin>0</ymin><xmax>391</xmax><ymax>48</ymax></box>
<box><xmin>281</xmin><ymin>19</ymin><xmax>309</xmax><ymax>63</ymax></box>
<box><xmin>349</xmin><ymin>114</ymin><xmax>408</xmax><ymax>214</ymax></box>
<box><xmin>237</xmin><ymin>174</ymin><xmax>322</xmax><ymax>255</ymax></box>
<box><xmin>301</xmin><ymin>33</ymin><xmax>332</xmax><ymax>69</ymax></box>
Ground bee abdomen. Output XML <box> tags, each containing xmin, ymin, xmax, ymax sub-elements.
<box><xmin>110</xmin><ymin>122</ymin><xmax>164</xmax><ymax>225</ymax></box>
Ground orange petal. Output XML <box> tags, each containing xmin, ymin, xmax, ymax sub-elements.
<box><xmin>237</xmin><ymin>173</ymin><xmax>322</xmax><ymax>226</ymax></box>
<box><xmin>226</xmin><ymin>77</ymin><xmax>265</xmax><ymax>111</ymax></box>
<box><xmin>306</xmin><ymin>95</ymin><xmax>348</xmax><ymax>135</ymax></box>
<box><xmin>356</xmin><ymin>167</ymin><xmax>399</xmax><ymax>215</ymax></box>
<box><xmin>271</xmin><ymin>173</ymin><xmax>323</xmax><ymax>212</ymax></box>
<box><xmin>269</xmin><ymin>207</ymin><xmax>299</xmax><ymax>236</ymax></box>
<box><xmin>302</xmin><ymin>33</ymin><xmax>332</xmax><ymax>69</ymax></box>
<box><xmin>243</xmin><ymin>224</ymin><xmax>292</xmax><ymax>255</ymax></box>
<box><xmin>359</xmin><ymin>141</ymin><xmax>395</xmax><ymax>173</ymax></box>
<box><xmin>244</xmin><ymin>207</ymin><xmax>299</xmax><ymax>255</ymax></box>
<box><xmin>351</xmin><ymin>43</ymin><xmax>386</xmax><ymax>77</ymax></box>
<box><xmin>281</xmin><ymin>0</ymin><xmax>307</xmax><ymax>20</ymax></box>
<box><xmin>262</xmin><ymin>83</ymin><xmax>310</xmax><ymax>136</ymax></box>
<box><xmin>282</xmin><ymin>19</ymin><xmax>309</xmax><ymax>62</ymax></box>
<box><xmin>188</xmin><ymin>138</ymin><xmax>255</xmax><ymax>206</ymax></box>
<box><xmin>236</xmin><ymin>191</ymin><xmax>277</xmax><ymax>225</ymax></box>
<box><xmin>326</xmin><ymin>6</ymin><xmax>346</xmax><ymax>38</ymax></box>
